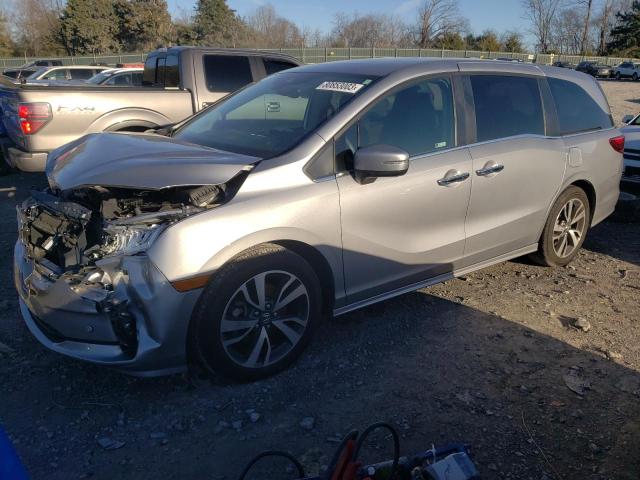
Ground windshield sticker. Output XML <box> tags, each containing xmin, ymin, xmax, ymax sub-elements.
<box><xmin>435</xmin><ymin>141</ymin><xmax>447</xmax><ymax>149</ymax></box>
<box><xmin>316</xmin><ymin>81</ymin><xmax>365</xmax><ymax>94</ymax></box>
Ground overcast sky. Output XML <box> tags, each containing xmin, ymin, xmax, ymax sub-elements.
<box><xmin>167</xmin><ymin>0</ymin><xmax>534</xmax><ymax>46</ymax></box>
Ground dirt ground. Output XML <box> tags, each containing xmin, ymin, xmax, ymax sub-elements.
<box><xmin>0</xmin><ymin>80</ymin><xmax>639</xmax><ymax>480</ymax></box>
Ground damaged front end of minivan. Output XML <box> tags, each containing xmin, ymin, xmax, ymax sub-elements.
<box><xmin>14</xmin><ymin>132</ymin><xmax>257</xmax><ymax>375</ymax></box>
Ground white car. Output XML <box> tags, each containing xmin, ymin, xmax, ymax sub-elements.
<box><xmin>614</xmin><ymin>62</ymin><xmax>640</xmax><ymax>81</ymax></box>
<box><xmin>24</xmin><ymin>65</ymin><xmax>110</xmax><ymax>83</ymax></box>
<box><xmin>86</xmin><ymin>68</ymin><xmax>143</xmax><ymax>86</ymax></box>
<box><xmin>621</xmin><ymin>114</ymin><xmax>640</xmax><ymax>181</ymax></box>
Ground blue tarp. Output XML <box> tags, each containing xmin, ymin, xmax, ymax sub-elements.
<box><xmin>0</xmin><ymin>426</ymin><xmax>28</xmax><ymax>480</ymax></box>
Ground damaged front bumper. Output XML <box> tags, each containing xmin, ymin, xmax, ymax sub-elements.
<box><xmin>14</xmin><ymin>240</ymin><xmax>201</xmax><ymax>376</ymax></box>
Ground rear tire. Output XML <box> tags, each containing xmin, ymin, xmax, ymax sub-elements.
<box><xmin>190</xmin><ymin>243</ymin><xmax>321</xmax><ymax>382</ymax></box>
<box><xmin>530</xmin><ymin>186</ymin><xmax>590</xmax><ymax>267</ymax></box>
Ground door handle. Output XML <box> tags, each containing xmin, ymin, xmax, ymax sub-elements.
<box><xmin>437</xmin><ymin>171</ymin><xmax>470</xmax><ymax>186</ymax></box>
<box><xmin>475</xmin><ymin>164</ymin><xmax>505</xmax><ymax>176</ymax></box>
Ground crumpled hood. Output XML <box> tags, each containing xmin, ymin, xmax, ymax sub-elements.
<box><xmin>47</xmin><ymin>132</ymin><xmax>260</xmax><ymax>190</ymax></box>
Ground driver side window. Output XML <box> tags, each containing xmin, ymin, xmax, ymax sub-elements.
<box><xmin>335</xmin><ymin>76</ymin><xmax>455</xmax><ymax>171</ymax></box>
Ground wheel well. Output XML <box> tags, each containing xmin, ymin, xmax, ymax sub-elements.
<box><xmin>570</xmin><ymin>180</ymin><xmax>596</xmax><ymax>224</ymax></box>
<box><xmin>272</xmin><ymin>240</ymin><xmax>336</xmax><ymax>316</ymax></box>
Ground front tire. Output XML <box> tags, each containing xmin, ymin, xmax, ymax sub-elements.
<box><xmin>530</xmin><ymin>186</ymin><xmax>590</xmax><ymax>267</ymax></box>
<box><xmin>190</xmin><ymin>244</ymin><xmax>321</xmax><ymax>381</ymax></box>
<box><xmin>615</xmin><ymin>72</ymin><xmax>622</xmax><ymax>80</ymax></box>
<box><xmin>633</xmin><ymin>73</ymin><xmax>638</xmax><ymax>81</ymax></box>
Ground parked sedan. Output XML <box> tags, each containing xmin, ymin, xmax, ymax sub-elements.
<box><xmin>552</xmin><ymin>61</ymin><xmax>577</xmax><ymax>69</ymax></box>
<box><xmin>576</xmin><ymin>61</ymin><xmax>613</xmax><ymax>78</ymax></box>
<box><xmin>86</xmin><ymin>68</ymin><xmax>143</xmax><ymax>86</ymax></box>
<box><xmin>614</xmin><ymin>61</ymin><xmax>640</xmax><ymax>80</ymax></box>
<box><xmin>14</xmin><ymin>59</ymin><xmax>622</xmax><ymax>380</ymax></box>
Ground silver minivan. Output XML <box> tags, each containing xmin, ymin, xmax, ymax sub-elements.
<box><xmin>14</xmin><ymin>59</ymin><xmax>623</xmax><ymax>380</ymax></box>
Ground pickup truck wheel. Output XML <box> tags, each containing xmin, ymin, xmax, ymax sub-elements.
<box><xmin>190</xmin><ymin>244</ymin><xmax>321</xmax><ymax>382</ymax></box>
<box><xmin>530</xmin><ymin>186</ymin><xmax>590</xmax><ymax>267</ymax></box>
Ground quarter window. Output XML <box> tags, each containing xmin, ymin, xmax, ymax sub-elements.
<box><xmin>547</xmin><ymin>77</ymin><xmax>612</xmax><ymax>135</ymax></box>
<box><xmin>470</xmin><ymin>75</ymin><xmax>544</xmax><ymax>142</ymax></box>
<box><xmin>264</xmin><ymin>59</ymin><xmax>297</xmax><ymax>75</ymax></box>
<box><xmin>204</xmin><ymin>55</ymin><xmax>253</xmax><ymax>93</ymax></box>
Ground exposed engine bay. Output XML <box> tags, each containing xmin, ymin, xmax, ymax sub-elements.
<box><xmin>18</xmin><ymin>178</ymin><xmax>243</xmax><ymax>272</ymax></box>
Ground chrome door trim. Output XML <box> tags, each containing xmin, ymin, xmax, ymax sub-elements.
<box><xmin>475</xmin><ymin>164</ymin><xmax>505</xmax><ymax>176</ymax></box>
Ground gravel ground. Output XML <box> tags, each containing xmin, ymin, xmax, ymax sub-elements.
<box><xmin>0</xmin><ymin>80</ymin><xmax>639</xmax><ymax>480</ymax></box>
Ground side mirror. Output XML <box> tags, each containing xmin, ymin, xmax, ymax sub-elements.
<box><xmin>354</xmin><ymin>144</ymin><xmax>410</xmax><ymax>184</ymax></box>
<box><xmin>622</xmin><ymin>114</ymin><xmax>635</xmax><ymax>125</ymax></box>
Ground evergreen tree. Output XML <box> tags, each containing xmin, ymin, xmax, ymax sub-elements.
<box><xmin>502</xmin><ymin>31</ymin><xmax>524</xmax><ymax>52</ymax></box>
<box><xmin>607</xmin><ymin>1</ymin><xmax>640</xmax><ymax>56</ymax></box>
<box><xmin>193</xmin><ymin>0</ymin><xmax>240</xmax><ymax>47</ymax></box>
<box><xmin>115</xmin><ymin>0</ymin><xmax>173</xmax><ymax>51</ymax></box>
<box><xmin>59</xmin><ymin>0</ymin><xmax>120</xmax><ymax>55</ymax></box>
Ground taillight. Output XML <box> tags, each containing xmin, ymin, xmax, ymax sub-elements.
<box><xmin>609</xmin><ymin>135</ymin><xmax>625</xmax><ymax>153</ymax></box>
<box><xmin>18</xmin><ymin>102</ymin><xmax>52</xmax><ymax>135</ymax></box>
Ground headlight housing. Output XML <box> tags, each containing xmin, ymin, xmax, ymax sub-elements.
<box><xmin>101</xmin><ymin>223</ymin><xmax>166</xmax><ymax>257</ymax></box>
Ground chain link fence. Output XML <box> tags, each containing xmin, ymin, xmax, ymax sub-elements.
<box><xmin>1</xmin><ymin>48</ymin><xmax>636</xmax><ymax>69</ymax></box>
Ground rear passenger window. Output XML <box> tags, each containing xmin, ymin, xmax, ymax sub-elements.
<box><xmin>470</xmin><ymin>75</ymin><xmax>544</xmax><ymax>142</ymax></box>
<box><xmin>204</xmin><ymin>55</ymin><xmax>253</xmax><ymax>93</ymax></box>
<box><xmin>164</xmin><ymin>54</ymin><xmax>179</xmax><ymax>87</ymax></box>
<box><xmin>264</xmin><ymin>59</ymin><xmax>296</xmax><ymax>75</ymax></box>
<box><xmin>358</xmin><ymin>77</ymin><xmax>455</xmax><ymax>156</ymax></box>
<box><xmin>547</xmin><ymin>78</ymin><xmax>612</xmax><ymax>135</ymax></box>
<box><xmin>142</xmin><ymin>56</ymin><xmax>157</xmax><ymax>85</ymax></box>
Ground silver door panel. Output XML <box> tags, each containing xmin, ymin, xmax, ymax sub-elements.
<box><xmin>463</xmin><ymin>136</ymin><xmax>567</xmax><ymax>266</ymax></box>
<box><xmin>337</xmin><ymin>148</ymin><xmax>473</xmax><ymax>303</ymax></box>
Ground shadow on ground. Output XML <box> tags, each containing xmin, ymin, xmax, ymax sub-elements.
<box><xmin>0</xmin><ymin>171</ymin><xmax>639</xmax><ymax>480</ymax></box>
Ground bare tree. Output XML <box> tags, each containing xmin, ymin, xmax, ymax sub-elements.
<box><xmin>245</xmin><ymin>4</ymin><xmax>303</xmax><ymax>48</ymax></box>
<box><xmin>522</xmin><ymin>0</ymin><xmax>564</xmax><ymax>53</ymax></box>
<box><xmin>578</xmin><ymin>0</ymin><xmax>594</xmax><ymax>55</ymax></box>
<box><xmin>551</xmin><ymin>8</ymin><xmax>584</xmax><ymax>53</ymax></box>
<box><xmin>329</xmin><ymin>12</ymin><xmax>412</xmax><ymax>48</ymax></box>
<box><xmin>415</xmin><ymin>0</ymin><xmax>466</xmax><ymax>48</ymax></box>
<box><xmin>7</xmin><ymin>0</ymin><xmax>65</xmax><ymax>56</ymax></box>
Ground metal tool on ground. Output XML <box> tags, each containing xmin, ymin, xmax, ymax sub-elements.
<box><xmin>237</xmin><ymin>422</ymin><xmax>480</xmax><ymax>480</ymax></box>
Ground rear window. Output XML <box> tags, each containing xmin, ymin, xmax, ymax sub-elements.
<box><xmin>470</xmin><ymin>75</ymin><xmax>544</xmax><ymax>142</ymax></box>
<box><xmin>204</xmin><ymin>55</ymin><xmax>253</xmax><ymax>93</ymax></box>
<box><xmin>142</xmin><ymin>55</ymin><xmax>158</xmax><ymax>85</ymax></box>
<box><xmin>547</xmin><ymin>78</ymin><xmax>612</xmax><ymax>135</ymax></box>
<box><xmin>264</xmin><ymin>59</ymin><xmax>297</xmax><ymax>75</ymax></box>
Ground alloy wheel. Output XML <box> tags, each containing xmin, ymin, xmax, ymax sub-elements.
<box><xmin>552</xmin><ymin>198</ymin><xmax>587</xmax><ymax>258</ymax></box>
<box><xmin>220</xmin><ymin>270</ymin><xmax>309</xmax><ymax>369</ymax></box>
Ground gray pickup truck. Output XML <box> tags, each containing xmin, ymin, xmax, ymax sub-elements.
<box><xmin>0</xmin><ymin>47</ymin><xmax>300</xmax><ymax>171</ymax></box>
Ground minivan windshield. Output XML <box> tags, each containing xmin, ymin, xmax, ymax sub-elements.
<box><xmin>173</xmin><ymin>71</ymin><xmax>379</xmax><ymax>157</ymax></box>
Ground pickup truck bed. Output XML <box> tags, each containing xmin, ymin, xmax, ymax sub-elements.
<box><xmin>0</xmin><ymin>47</ymin><xmax>300</xmax><ymax>171</ymax></box>
<box><xmin>0</xmin><ymin>82</ymin><xmax>193</xmax><ymax>171</ymax></box>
